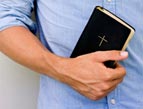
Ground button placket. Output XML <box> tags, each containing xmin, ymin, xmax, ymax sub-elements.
<box><xmin>107</xmin><ymin>0</ymin><xmax>112</xmax><ymax>2</ymax></box>
<box><xmin>110</xmin><ymin>99</ymin><xmax>116</xmax><ymax>105</ymax></box>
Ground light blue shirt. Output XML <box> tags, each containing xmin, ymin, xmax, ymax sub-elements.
<box><xmin>0</xmin><ymin>0</ymin><xmax>143</xmax><ymax>109</ymax></box>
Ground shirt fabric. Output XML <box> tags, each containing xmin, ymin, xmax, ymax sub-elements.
<box><xmin>0</xmin><ymin>0</ymin><xmax>143</xmax><ymax>109</ymax></box>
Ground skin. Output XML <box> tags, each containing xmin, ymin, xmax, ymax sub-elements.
<box><xmin>0</xmin><ymin>26</ymin><xmax>128</xmax><ymax>100</ymax></box>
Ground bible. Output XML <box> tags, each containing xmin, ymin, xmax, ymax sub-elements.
<box><xmin>71</xmin><ymin>6</ymin><xmax>135</xmax><ymax>68</ymax></box>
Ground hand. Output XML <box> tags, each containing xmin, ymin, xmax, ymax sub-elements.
<box><xmin>57</xmin><ymin>50</ymin><xmax>128</xmax><ymax>100</ymax></box>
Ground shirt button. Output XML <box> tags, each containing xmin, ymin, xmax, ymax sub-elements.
<box><xmin>110</xmin><ymin>99</ymin><xmax>116</xmax><ymax>105</ymax></box>
<box><xmin>107</xmin><ymin>0</ymin><xmax>112</xmax><ymax>2</ymax></box>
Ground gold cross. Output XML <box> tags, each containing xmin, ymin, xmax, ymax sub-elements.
<box><xmin>98</xmin><ymin>35</ymin><xmax>108</xmax><ymax>47</ymax></box>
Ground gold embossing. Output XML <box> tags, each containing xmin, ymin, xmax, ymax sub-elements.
<box><xmin>98</xmin><ymin>35</ymin><xmax>108</xmax><ymax>46</ymax></box>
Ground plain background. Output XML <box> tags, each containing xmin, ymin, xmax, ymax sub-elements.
<box><xmin>0</xmin><ymin>11</ymin><xmax>40</xmax><ymax>109</ymax></box>
<box><xmin>0</xmin><ymin>52</ymin><xmax>40</xmax><ymax>109</ymax></box>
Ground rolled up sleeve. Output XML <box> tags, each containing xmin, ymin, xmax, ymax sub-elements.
<box><xmin>0</xmin><ymin>0</ymin><xmax>36</xmax><ymax>33</ymax></box>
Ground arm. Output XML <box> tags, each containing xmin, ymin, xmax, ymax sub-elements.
<box><xmin>0</xmin><ymin>26</ymin><xmax>128</xmax><ymax>100</ymax></box>
<box><xmin>0</xmin><ymin>26</ymin><xmax>62</xmax><ymax>77</ymax></box>
<box><xmin>0</xmin><ymin>0</ymin><xmax>56</xmax><ymax>75</ymax></box>
<box><xmin>0</xmin><ymin>0</ymin><xmax>128</xmax><ymax>100</ymax></box>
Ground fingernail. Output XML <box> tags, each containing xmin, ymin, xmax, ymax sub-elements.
<box><xmin>120</xmin><ymin>51</ymin><xmax>128</xmax><ymax>57</ymax></box>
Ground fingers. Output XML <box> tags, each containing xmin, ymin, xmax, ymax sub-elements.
<box><xmin>102</xmin><ymin>77</ymin><xmax>123</xmax><ymax>91</ymax></box>
<box><xmin>91</xmin><ymin>50</ymin><xmax>128</xmax><ymax>62</ymax></box>
<box><xmin>65</xmin><ymin>51</ymin><xmax>127</xmax><ymax>101</ymax></box>
<box><xmin>106</xmin><ymin>64</ymin><xmax>126</xmax><ymax>80</ymax></box>
<box><xmin>87</xmin><ymin>78</ymin><xmax>123</xmax><ymax>100</ymax></box>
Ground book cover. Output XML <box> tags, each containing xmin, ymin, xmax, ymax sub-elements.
<box><xmin>71</xmin><ymin>6</ymin><xmax>135</xmax><ymax>68</ymax></box>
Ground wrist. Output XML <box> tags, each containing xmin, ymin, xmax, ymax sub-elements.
<box><xmin>41</xmin><ymin>51</ymin><xmax>69</xmax><ymax>82</ymax></box>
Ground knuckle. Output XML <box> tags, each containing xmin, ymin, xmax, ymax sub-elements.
<box><xmin>104</xmin><ymin>73</ymin><xmax>112</xmax><ymax>80</ymax></box>
<box><xmin>98</xmin><ymin>91</ymin><xmax>104</xmax><ymax>97</ymax></box>
<box><xmin>109</xmin><ymin>50</ymin><xmax>117</xmax><ymax>54</ymax></box>
<box><xmin>94</xmin><ymin>92</ymin><xmax>105</xmax><ymax>100</ymax></box>
<box><xmin>90</xmin><ymin>96</ymin><xmax>98</xmax><ymax>100</ymax></box>
<box><xmin>107</xmin><ymin>50</ymin><xmax>117</xmax><ymax>56</ymax></box>
<box><xmin>89</xmin><ymin>91</ymin><xmax>104</xmax><ymax>100</ymax></box>
<box><xmin>119</xmin><ymin>68</ymin><xmax>126</xmax><ymax>77</ymax></box>
<box><xmin>102</xmin><ymin>83</ymin><xmax>110</xmax><ymax>90</ymax></box>
<box><xmin>94</xmin><ymin>51</ymin><xmax>102</xmax><ymax>58</ymax></box>
<box><xmin>91</xmin><ymin>95</ymin><xmax>102</xmax><ymax>101</ymax></box>
<box><xmin>122</xmin><ymin>68</ymin><xmax>126</xmax><ymax>75</ymax></box>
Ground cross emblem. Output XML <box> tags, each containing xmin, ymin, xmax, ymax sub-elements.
<box><xmin>98</xmin><ymin>35</ymin><xmax>108</xmax><ymax>47</ymax></box>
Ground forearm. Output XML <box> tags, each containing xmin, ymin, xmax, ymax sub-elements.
<box><xmin>0</xmin><ymin>26</ymin><xmax>62</xmax><ymax>77</ymax></box>
<box><xmin>0</xmin><ymin>26</ymin><xmax>129</xmax><ymax>100</ymax></box>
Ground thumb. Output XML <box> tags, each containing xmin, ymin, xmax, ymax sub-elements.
<box><xmin>93</xmin><ymin>50</ymin><xmax>128</xmax><ymax>62</ymax></box>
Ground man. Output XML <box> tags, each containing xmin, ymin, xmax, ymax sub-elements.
<box><xmin>0</xmin><ymin>0</ymin><xmax>142</xmax><ymax>109</ymax></box>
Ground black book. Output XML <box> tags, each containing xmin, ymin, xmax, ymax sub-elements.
<box><xmin>71</xmin><ymin>6</ymin><xmax>135</xmax><ymax>68</ymax></box>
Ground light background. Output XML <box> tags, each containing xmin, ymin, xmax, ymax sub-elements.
<box><xmin>0</xmin><ymin>11</ymin><xmax>40</xmax><ymax>109</ymax></box>
<box><xmin>0</xmin><ymin>52</ymin><xmax>40</xmax><ymax>109</ymax></box>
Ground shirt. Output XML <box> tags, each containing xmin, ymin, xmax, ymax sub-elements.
<box><xmin>0</xmin><ymin>0</ymin><xmax>143</xmax><ymax>109</ymax></box>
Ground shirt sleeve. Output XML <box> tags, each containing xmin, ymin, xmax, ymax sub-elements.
<box><xmin>0</xmin><ymin>0</ymin><xmax>36</xmax><ymax>33</ymax></box>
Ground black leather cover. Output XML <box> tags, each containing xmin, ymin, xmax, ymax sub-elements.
<box><xmin>71</xmin><ymin>6</ymin><xmax>133</xmax><ymax>68</ymax></box>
